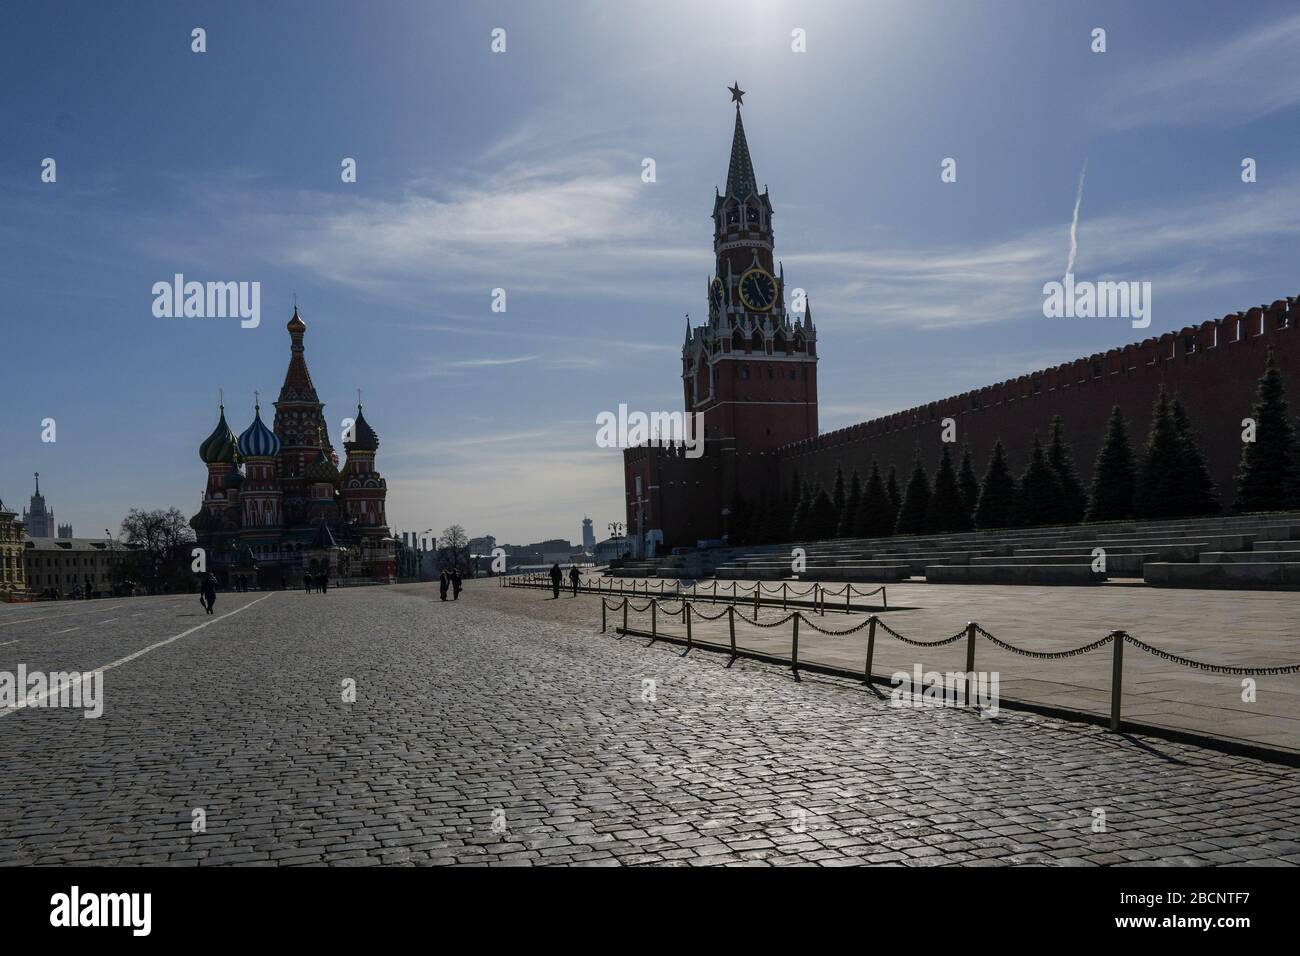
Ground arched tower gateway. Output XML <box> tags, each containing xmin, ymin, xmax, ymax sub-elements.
<box><xmin>623</xmin><ymin>86</ymin><xmax>820</xmax><ymax>555</ymax></box>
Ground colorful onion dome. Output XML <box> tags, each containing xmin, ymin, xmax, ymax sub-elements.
<box><xmin>237</xmin><ymin>402</ymin><xmax>281</xmax><ymax>459</ymax></box>
<box><xmin>287</xmin><ymin>304</ymin><xmax>306</xmax><ymax>335</ymax></box>
<box><xmin>347</xmin><ymin>404</ymin><xmax>379</xmax><ymax>452</ymax></box>
<box><xmin>199</xmin><ymin>405</ymin><xmax>239</xmax><ymax>464</ymax></box>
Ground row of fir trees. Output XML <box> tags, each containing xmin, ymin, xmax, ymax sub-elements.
<box><xmin>728</xmin><ymin>350</ymin><xmax>1300</xmax><ymax>546</ymax></box>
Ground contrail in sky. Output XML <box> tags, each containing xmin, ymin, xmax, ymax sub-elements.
<box><xmin>1065</xmin><ymin>159</ymin><xmax>1087</xmax><ymax>278</ymax></box>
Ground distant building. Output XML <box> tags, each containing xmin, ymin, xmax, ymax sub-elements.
<box><xmin>581</xmin><ymin>518</ymin><xmax>595</xmax><ymax>552</ymax></box>
<box><xmin>468</xmin><ymin>535</ymin><xmax>496</xmax><ymax>556</ymax></box>
<box><xmin>22</xmin><ymin>473</ymin><xmax>55</xmax><ymax>539</ymax></box>
<box><xmin>0</xmin><ymin>497</ymin><xmax>28</xmax><ymax>599</ymax></box>
<box><xmin>593</xmin><ymin>536</ymin><xmax>629</xmax><ymax>565</ymax></box>
<box><xmin>23</xmin><ymin>537</ymin><xmax>126</xmax><ymax>599</ymax></box>
<box><xmin>57</xmin><ymin>523</ymin><xmax>73</xmax><ymax>539</ymax></box>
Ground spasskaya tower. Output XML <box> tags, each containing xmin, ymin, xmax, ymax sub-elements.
<box><xmin>685</xmin><ymin>82</ymin><xmax>818</xmax><ymax>451</ymax></box>
<box><xmin>624</xmin><ymin>85</ymin><xmax>820</xmax><ymax>556</ymax></box>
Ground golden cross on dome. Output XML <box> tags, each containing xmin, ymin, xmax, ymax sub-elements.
<box><xmin>728</xmin><ymin>82</ymin><xmax>745</xmax><ymax>106</ymax></box>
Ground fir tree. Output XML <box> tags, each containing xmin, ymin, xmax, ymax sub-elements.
<box><xmin>729</xmin><ymin>496</ymin><xmax>750</xmax><ymax>546</ymax></box>
<box><xmin>894</xmin><ymin>457</ymin><xmax>932</xmax><ymax>535</ymax></box>
<box><xmin>856</xmin><ymin>462</ymin><xmax>895</xmax><ymax>538</ymax></box>
<box><xmin>885</xmin><ymin>465</ymin><xmax>902</xmax><ymax>525</ymax></box>
<box><xmin>1085</xmin><ymin>405</ymin><xmax>1137</xmax><ymax>522</ymax></box>
<box><xmin>1234</xmin><ymin>349</ymin><xmax>1300</xmax><ymax>512</ymax></box>
<box><xmin>957</xmin><ymin>446</ymin><xmax>981</xmax><ymax>528</ymax></box>
<box><xmin>1171</xmin><ymin>397</ymin><xmax>1220</xmax><ymax>516</ymax></box>
<box><xmin>839</xmin><ymin>470</ymin><xmax>862</xmax><ymax>538</ymax></box>
<box><xmin>764</xmin><ymin>486</ymin><xmax>788</xmax><ymax>544</ymax></box>
<box><xmin>1134</xmin><ymin>387</ymin><xmax>1185</xmax><ymax>520</ymax></box>
<box><xmin>1046</xmin><ymin>415</ymin><xmax>1088</xmax><ymax>524</ymax></box>
<box><xmin>973</xmin><ymin>439</ymin><xmax>1016</xmax><ymax>530</ymax></box>
<box><xmin>789</xmin><ymin>481</ymin><xmax>810</xmax><ymax>540</ymax></box>
<box><xmin>746</xmin><ymin>493</ymin><xmax>768</xmax><ymax>545</ymax></box>
<box><xmin>831</xmin><ymin>467</ymin><xmax>847</xmax><ymax>537</ymax></box>
<box><xmin>811</xmin><ymin>486</ymin><xmax>838</xmax><ymax>540</ymax></box>
<box><xmin>1012</xmin><ymin>437</ymin><xmax>1062</xmax><ymax>527</ymax></box>
<box><xmin>927</xmin><ymin>445</ymin><xmax>971</xmax><ymax>533</ymax></box>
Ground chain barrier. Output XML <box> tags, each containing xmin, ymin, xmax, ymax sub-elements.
<box><xmin>534</xmin><ymin>577</ymin><xmax>1300</xmax><ymax>680</ymax></box>
<box><xmin>741</xmin><ymin>609</ymin><xmax>801</xmax><ymax>629</ymax></box>
<box><xmin>1123</xmin><ymin>635</ymin><xmax>1300</xmax><ymax>675</ymax></box>
<box><xmin>798</xmin><ymin>615</ymin><xmax>876</xmax><ymax>636</ymax></box>
<box><xmin>874</xmin><ymin>618</ymin><xmax>966</xmax><ymax>647</ymax></box>
<box><xmin>974</xmin><ymin>625</ymin><xmax>1115</xmax><ymax>660</ymax></box>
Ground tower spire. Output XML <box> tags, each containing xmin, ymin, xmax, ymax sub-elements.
<box><xmin>725</xmin><ymin>101</ymin><xmax>757</xmax><ymax>199</ymax></box>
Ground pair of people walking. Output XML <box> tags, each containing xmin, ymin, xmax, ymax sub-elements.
<box><xmin>304</xmin><ymin>572</ymin><xmax>330</xmax><ymax>594</ymax></box>
<box><xmin>548</xmin><ymin>563</ymin><xmax>582</xmax><ymax>598</ymax></box>
<box><xmin>439</xmin><ymin>569</ymin><xmax>462</xmax><ymax>601</ymax></box>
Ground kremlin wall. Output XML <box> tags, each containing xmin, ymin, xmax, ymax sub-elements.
<box><xmin>779</xmin><ymin>299</ymin><xmax>1300</xmax><ymax>506</ymax></box>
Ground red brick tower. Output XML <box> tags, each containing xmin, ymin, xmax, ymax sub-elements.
<box><xmin>624</xmin><ymin>86</ymin><xmax>821</xmax><ymax>554</ymax></box>
<box><xmin>685</xmin><ymin>84</ymin><xmax>819</xmax><ymax>451</ymax></box>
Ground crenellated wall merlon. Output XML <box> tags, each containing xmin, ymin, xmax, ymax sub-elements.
<box><xmin>776</xmin><ymin>294</ymin><xmax>1300</xmax><ymax>457</ymax></box>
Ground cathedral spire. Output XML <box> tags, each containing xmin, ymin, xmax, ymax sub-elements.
<box><xmin>279</xmin><ymin>305</ymin><xmax>320</xmax><ymax>403</ymax></box>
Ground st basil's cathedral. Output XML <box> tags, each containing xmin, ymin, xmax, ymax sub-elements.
<box><xmin>190</xmin><ymin>306</ymin><xmax>397</xmax><ymax>586</ymax></box>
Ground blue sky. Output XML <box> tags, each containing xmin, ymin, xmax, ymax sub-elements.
<box><xmin>4</xmin><ymin>0</ymin><xmax>1300</xmax><ymax>543</ymax></box>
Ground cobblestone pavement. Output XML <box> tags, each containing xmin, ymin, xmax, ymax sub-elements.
<box><xmin>1</xmin><ymin>584</ymin><xmax>1298</xmax><ymax>866</ymax></box>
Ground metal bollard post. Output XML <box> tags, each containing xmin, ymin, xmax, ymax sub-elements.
<box><xmin>1110</xmin><ymin>630</ymin><xmax>1125</xmax><ymax>733</ymax></box>
<box><xmin>622</xmin><ymin>599</ymin><xmax>628</xmax><ymax>636</ymax></box>
<box><xmin>651</xmin><ymin>602</ymin><xmax>657</xmax><ymax>642</ymax></box>
<box><xmin>882</xmin><ymin>586</ymin><xmax>888</xmax><ymax>611</ymax></box>
<box><xmin>965</xmin><ymin>621</ymin><xmax>977</xmax><ymax>678</ymax></box>
<box><xmin>783</xmin><ymin>582</ymin><xmax>788</xmax><ymax>610</ymax></box>
<box><xmin>846</xmin><ymin>586</ymin><xmax>852</xmax><ymax>614</ymax></box>
<box><xmin>863</xmin><ymin>616</ymin><xmax>877</xmax><ymax>683</ymax></box>
<box><xmin>727</xmin><ymin>604</ymin><xmax>737</xmax><ymax>664</ymax></box>
<box><xmin>682</xmin><ymin>604</ymin><xmax>692</xmax><ymax>656</ymax></box>
<box><xmin>601</xmin><ymin>601</ymin><xmax>607</xmax><ymax>632</ymax></box>
<box><xmin>791</xmin><ymin>613</ymin><xmax>801</xmax><ymax>682</ymax></box>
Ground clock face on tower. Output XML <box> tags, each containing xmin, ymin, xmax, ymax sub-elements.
<box><xmin>738</xmin><ymin>267</ymin><xmax>777</xmax><ymax>312</ymax></box>
<box><xmin>709</xmin><ymin>277</ymin><xmax>725</xmax><ymax>313</ymax></box>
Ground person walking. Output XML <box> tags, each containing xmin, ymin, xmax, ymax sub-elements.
<box><xmin>439</xmin><ymin>570</ymin><xmax>450</xmax><ymax>601</ymax></box>
<box><xmin>319</xmin><ymin>571</ymin><xmax>329</xmax><ymax>594</ymax></box>
<box><xmin>304</xmin><ymin>573</ymin><xmax>311</xmax><ymax>594</ymax></box>
<box><xmin>200</xmin><ymin>573</ymin><xmax>218</xmax><ymax>615</ymax></box>
<box><xmin>569</xmin><ymin>565</ymin><xmax>581</xmax><ymax>596</ymax></box>
<box><xmin>549</xmin><ymin>562</ymin><xmax>562</xmax><ymax>599</ymax></box>
<box><xmin>451</xmin><ymin>569</ymin><xmax>462</xmax><ymax>600</ymax></box>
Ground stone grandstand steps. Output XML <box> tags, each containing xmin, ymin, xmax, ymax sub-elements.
<box><xmin>617</xmin><ymin>511</ymin><xmax>1300</xmax><ymax>588</ymax></box>
<box><xmin>926</xmin><ymin>564</ymin><xmax>1107</xmax><ymax>585</ymax></box>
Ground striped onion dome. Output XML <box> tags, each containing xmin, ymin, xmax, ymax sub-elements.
<box><xmin>237</xmin><ymin>403</ymin><xmax>281</xmax><ymax>459</ymax></box>
<box><xmin>199</xmin><ymin>405</ymin><xmax>238</xmax><ymax>464</ymax></box>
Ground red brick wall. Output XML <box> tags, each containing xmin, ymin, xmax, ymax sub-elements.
<box><xmin>777</xmin><ymin>299</ymin><xmax>1300</xmax><ymax>508</ymax></box>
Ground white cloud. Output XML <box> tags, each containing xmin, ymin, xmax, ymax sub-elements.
<box><xmin>1102</xmin><ymin>12</ymin><xmax>1300</xmax><ymax>129</ymax></box>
